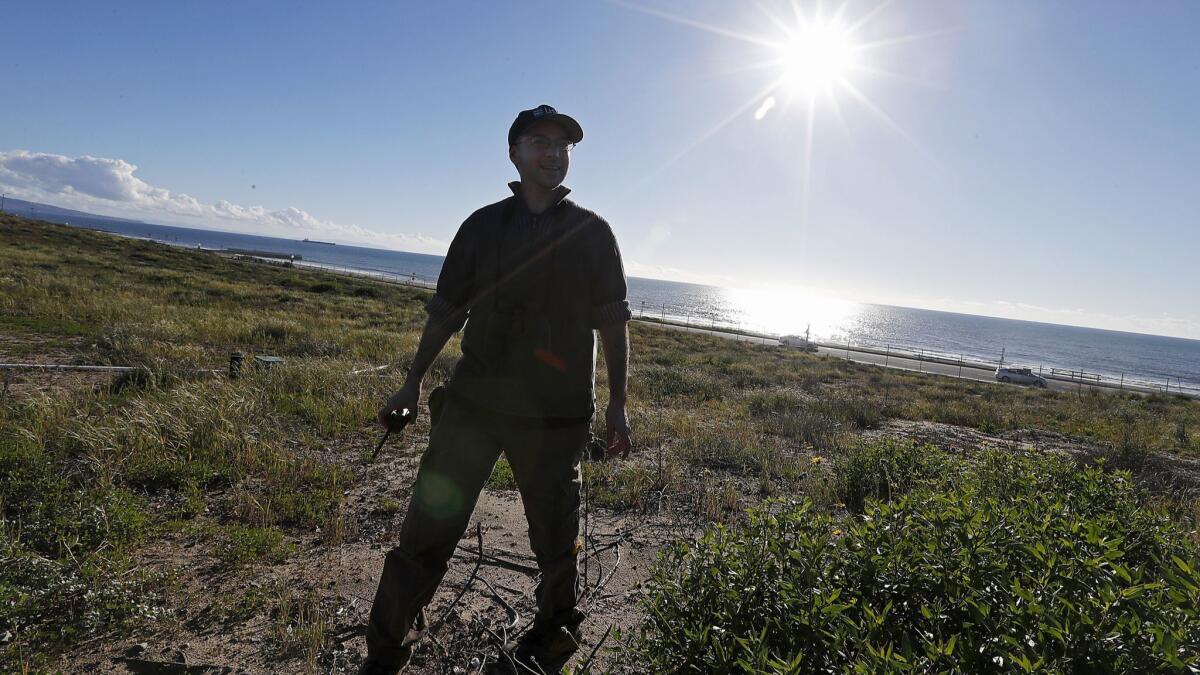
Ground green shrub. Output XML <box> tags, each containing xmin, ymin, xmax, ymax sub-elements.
<box><xmin>0</xmin><ymin>438</ymin><xmax>147</xmax><ymax>557</ymax></box>
<box><xmin>637</xmin><ymin>448</ymin><xmax>1200</xmax><ymax>673</ymax></box>
<box><xmin>215</xmin><ymin>524</ymin><xmax>293</xmax><ymax>566</ymax></box>
<box><xmin>747</xmin><ymin>391</ymin><xmax>877</xmax><ymax>447</ymax></box>
<box><xmin>833</xmin><ymin>437</ymin><xmax>951</xmax><ymax>513</ymax></box>
<box><xmin>0</xmin><ymin>531</ymin><xmax>167</xmax><ymax>662</ymax></box>
<box><xmin>818</xmin><ymin>393</ymin><xmax>882</xmax><ymax>429</ymax></box>
<box><xmin>634</xmin><ymin>364</ymin><xmax>726</xmax><ymax>401</ymax></box>
<box><xmin>776</xmin><ymin>407</ymin><xmax>842</xmax><ymax>450</ymax></box>
<box><xmin>674</xmin><ymin>425</ymin><xmax>772</xmax><ymax>473</ymax></box>
<box><xmin>488</xmin><ymin>458</ymin><xmax>517</xmax><ymax>490</ymax></box>
<box><xmin>584</xmin><ymin>463</ymin><xmax>659</xmax><ymax>511</ymax></box>
<box><xmin>248</xmin><ymin>320</ymin><xmax>294</xmax><ymax>344</ymax></box>
<box><xmin>746</xmin><ymin>390</ymin><xmax>804</xmax><ymax>418</ymax></box>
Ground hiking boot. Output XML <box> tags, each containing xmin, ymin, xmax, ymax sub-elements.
<box><xmin>359</xmin><ymin>609</ymin><xmax>425</xmax><ymax>675</ymax></box>
<box><xmin>505</xmin><ymin>613</ymin><xmax>584</xmax><ymax>673</ymax></box>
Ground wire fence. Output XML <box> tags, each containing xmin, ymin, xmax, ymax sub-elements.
<box><xmin>218</xmin><ymin>254</ymin><xmax>1200</xmax><ymax>399</ymax></box>
<box><xmin>628</xmin><ymin>297</ymin><xmax>1200</xmax><ymax>399</ymax></box>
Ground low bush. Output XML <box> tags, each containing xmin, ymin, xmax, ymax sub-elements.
<box><xmin>634</xmin><ymin>364</ymin><xmax>726</xmax><ymax>401</ymax></box>
<box><xmin>0</xmin><ymin>530</ymin><xmax>167</xmax><ymax>664</ymax></box>
<box><xmin>487</xmin><ymin>458</ymin><xmax>517</xmax><ymax>490</ymax></box>
<box><xmin>748</xmin><ymin>391</ymin><xmax>876</xmax><ymax>449</ymax></box>
<box><xmin>818</xmin><ymin>393</ymin><xmax>883</xmax><ymax>430</ymax></box>
<box><xmin>833</xmin><ymin>437</ymin><xmax>951</xmax><ymax>513</ymax></box>
<box><xmin>674</xmin><ymin>423</ymin><xmax>773</xmax><ymax>473</ymax></box>
<box><xmin>214</xmin><ymin>523</ymin><xmax>294</xmax><ymax>567</ymax></box>
<box><xmin>1</xmin><ymin>438</ymin><xmax>147</xmax><ymax>557</ymax></box>
<box><xmin>636</xmin><ymin>445</ymin><xmax>1200</xmax><ymax>673</ymax></box>
<box><xmin>584</xmin><ymin>463</ymin><xmax>661</xmax><ymax>511</ymax></box>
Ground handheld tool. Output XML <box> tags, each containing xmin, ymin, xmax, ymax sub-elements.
<box><xmin>371</xmin><ymin>408</ymin><xmax>413</xmax><ymax>461</ymax></box>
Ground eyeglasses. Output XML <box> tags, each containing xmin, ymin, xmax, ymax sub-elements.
<box><xmin>518</xmin><ymin>135</ymin><xmax>576</xmax><ymax>154</ymax></box>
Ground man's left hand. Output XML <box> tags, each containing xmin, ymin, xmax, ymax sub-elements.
<box><xmin>605</xmin><ymin>403</ymin><xmax>632</xmax><ymax>459</ymax></box>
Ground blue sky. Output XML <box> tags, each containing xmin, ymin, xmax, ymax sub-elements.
<box><xmin>2</xmin><ymin>1</ymin><xmax>1198</xmax><ymax>338</ymax></box>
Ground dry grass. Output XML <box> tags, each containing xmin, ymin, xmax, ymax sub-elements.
<box><xmin>4</xmin><ymin>214</ymin><xmax>1200</xmax><ymax>671</ymax></box>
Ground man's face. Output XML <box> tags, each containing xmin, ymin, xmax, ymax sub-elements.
<box><xmin>509</xmin><ymin>120</ymin><xmax>571</xmax><ymax>190</ymax></box>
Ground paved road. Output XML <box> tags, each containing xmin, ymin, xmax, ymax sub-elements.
<box><xmin>636</xmin><ymin>320</ymin><xmax>1093</xmax><ymax>395</ymax></box>
<box><xmin>810</xmin><ymin>344</ymin><xmax>1085</xmax><ymax>393</ymax></box>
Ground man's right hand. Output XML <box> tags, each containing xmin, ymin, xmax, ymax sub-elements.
<box><xmin>379</xmin><ymin>382</ymin><xmax>420</xmax><ymax>429</ymax></box>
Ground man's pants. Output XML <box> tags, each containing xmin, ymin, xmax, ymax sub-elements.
<box><xmin>365</xmin><ymin>395</ymin><xmax>590</xmax><ymax>667</ymax></box>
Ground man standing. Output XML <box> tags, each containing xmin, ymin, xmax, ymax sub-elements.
<box><xmin>360</xmin><ymin>105</ymin><xmax>633</xmax><ymax>674</ymax></box>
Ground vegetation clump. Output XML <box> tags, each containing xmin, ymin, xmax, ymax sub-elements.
<box><xmin>637</xmin><ymin>440</ymin><xmax>1200</xmax><ymax>673</ymax></box>
<box><xmin>4</xmin><ymin>216</ymin><xmax>1200</xmax><ymax>671</ymax></box>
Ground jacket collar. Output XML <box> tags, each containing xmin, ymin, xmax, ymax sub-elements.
<box><xmin>509</xmin><ymin>181</ymin><xmax>571</xmax><ymax>215</ymax></box>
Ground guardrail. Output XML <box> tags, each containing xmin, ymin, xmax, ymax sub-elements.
<box><xmin>629</xmin><ymin>299</ymin><xmax>1200</xmax><ymax>399</ymax></box>
<box><xmin>209</xmin><ymin>258</ymin><xmax>1199</xmax><ymax>400</ymax></box>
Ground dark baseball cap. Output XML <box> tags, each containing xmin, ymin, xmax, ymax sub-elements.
<box><xmin>508</xmin><ymin>105</ymin><xmax>583</xmax><ymax>146</ymax></box>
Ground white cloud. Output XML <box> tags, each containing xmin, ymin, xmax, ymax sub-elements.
<box><xmin>0</xmin><ymin>150</ymin><xmax>446</xmax><ymax>254</ymax></box>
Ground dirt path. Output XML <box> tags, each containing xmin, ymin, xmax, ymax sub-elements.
<box><xmin>60</xmin><ymin>437</ymin><xmax>673</xmax><ymax>674</ymax></box>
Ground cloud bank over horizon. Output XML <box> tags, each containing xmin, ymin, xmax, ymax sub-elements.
<box><xmin>0</xmin><ymin>150</ymin><xmax>447</xmax><ymax>253</ymax></box>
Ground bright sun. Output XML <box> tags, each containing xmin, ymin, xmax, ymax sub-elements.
<box><xmin>779</xmin><ymin>19</ymin><xmax>859</xmax><ymax>98</ymax></box>
<box><xmin>615</xmin><ymin>0</ymin><xmax>940</xmax><ymax>215</ymax></box>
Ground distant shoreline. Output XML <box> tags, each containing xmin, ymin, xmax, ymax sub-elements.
<box><xmin>206</xmin><ymin>245</ymin><xmax>1200</xmax><ymax>400</ymax></box>
<box><xmin>16</xmin><ymin>214</ymin><xmax>1200</xmax><ymax>394</ymax></box>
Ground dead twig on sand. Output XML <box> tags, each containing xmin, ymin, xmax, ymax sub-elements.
<box><xmin>588</xmin><ymin>544</ymin><xmax>623</xmax><ymax>604</ymax></box>
<box><xmin>430</xmin><ymin>523</ymin><xmax>485</xmax><ymax>638</ymax></box>
<box><xmin>454</xmin><ymin>545</ymin><xmax>540</xmax><ymax>575</ymax></box>
<box><xmin>479</xmin><ymin>576</ymin><xmax>522</xmax><ymax>631</ymax></box>
<box><xmin>574</xmin><ymin>624</ymin><xmax>614</xmax><ymax>674</ymax></box>
<box><xmin>579</xmin><ymin>539</ymin><xmax>620</xmax><ymax>563</ymax></box>
<box><xmin>332</xmin><ymin>624</ymin><xmax>366</xmax><ymax>645</ymax></box>
<box><xmin>476</xmin><ymin>620</ymin><xmax>544</xmax><ymax>674</ymax></box>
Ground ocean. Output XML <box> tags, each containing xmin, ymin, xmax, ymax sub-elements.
<box><xmin>20</xmin><ymin>212</ymin><xmax>1200</xmax><ymax>396</ymax></box>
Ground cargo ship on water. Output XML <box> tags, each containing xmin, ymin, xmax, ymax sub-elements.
<box><xmin>302</xmin><ymin>238</ymin><xmax>336</xmax><ymax>245</ymax></box>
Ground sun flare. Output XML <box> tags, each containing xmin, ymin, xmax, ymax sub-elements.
<box><xmin>613</xmin><ymin>0</ymin><xmax>945</xmax><ymax>214</ymax></box>
<box><xmin>779</xmin><ymin>20</ymin><xmax>858</xmax><ymax>98</ymax></box>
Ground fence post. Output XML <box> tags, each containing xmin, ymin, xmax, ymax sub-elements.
<box><xmin>845</xmin><ymin>340</ymin><xmax>850</xmax><ymax>359</ymax></box>
<box><xmin>661</xmin><ymin>303</ymin><xmax>666</xmax><ymax>322</ymax></box>
<box><xmin>918</xmin><ymin>349</ymin><xmax>924</xmax><ymax>373</ymax></box>
<box><xmin>229</xmin><ymin>352</ymin><xmax>245</xmax><ymax>379</ymax></box>
<box><xmin>1119</xmin><ymin>373</ymin><xmax>1124</xmax><ymax>391</ymax></box>
<box><xmin>958</xmin><ymin>354</ymin><xmax>963</xmax><ymax>378</ymax></box>
<box><xmin>884</xmin><ymin>344</ymin><xmax>890</xmax><ymax>368</ymax></box>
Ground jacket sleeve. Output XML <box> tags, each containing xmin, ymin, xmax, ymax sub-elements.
<box><xmin>589</xmin><ymin>219</ymin><xmax>633</xmax><ymax>328</ymax></box>
<box><xmin>425</xmin><ymin>218</ymin><xmax>474</xmax><ymax>332</ymax></box>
